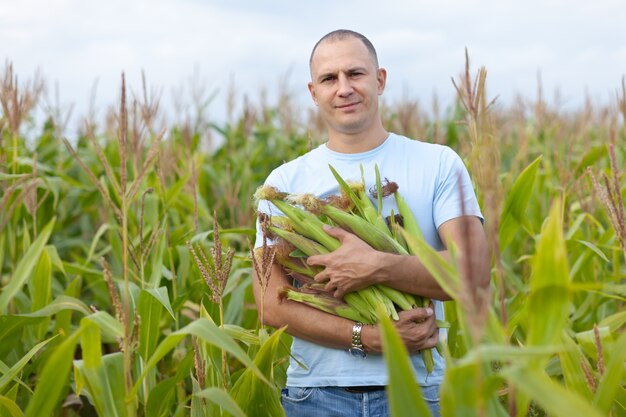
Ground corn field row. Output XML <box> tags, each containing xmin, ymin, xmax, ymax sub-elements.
<box><xmin>0</xmin><ymin>60</ymin><xmax>624</xmax><ymax>416</ymax></box>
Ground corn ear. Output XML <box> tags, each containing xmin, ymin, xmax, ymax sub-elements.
<box><xmin>282</xmin><ymin>287</ymin><xmax>372</xmax><ymax>323</ymax></box>
<box><xmin>271</xmin><ymin>199</ymin><xmax>341</xmax><ymax>252</ymax></box>
<box><xmin>269</xmin><ymin>227</ymin><xmax>330</xmax><ymax>257</ymax></box>
<box><xmin>394</xmin><ymin>192</ymin><xmax>424</xmax><ymax>242</ymax></box>
<box><xmin>321</xmin><ymin>204</ymin><xmax>408</xmax><ymax>255</ymax></box>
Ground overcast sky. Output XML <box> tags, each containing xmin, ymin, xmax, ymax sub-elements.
<box><xmin>2</xmin><ymin>0</ymin><xmax>625</xmax><ymax>134</ymax></box>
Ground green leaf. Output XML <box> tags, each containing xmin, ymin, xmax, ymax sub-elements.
<box><xmin>0</xmin><ymin>316</ymin><xmax>46</xmax><ymax>357</ymax></box>
<box><xmin>559</xmin><ymin>332</ymin><xmax>593</xmax><ymax>401</ymax></box>
<box><xmin>230</xmin><ymin>327</ymin><xmax>286</xmax><ymax>417</ymax></box>
<box><xmin>147</xmin><ymin>231</ymin><xmax>167</xmax><ymax>289</ymax></box>
<box><xmin>131</xmin><ymin>318</ymin><xmax>269</xmax><ymax>398</ymax></box>
<box><xmin>574</xmin><ymin>144</ymin><xmax>607</xmax><ymax>177</ymax></box>
<box><xmin>440</xmin><ymin>362</ymin><xmax>507</xmax><ymax>417</ymax></box>
<box><xmin>598</xmin><ymin>310</ymin><xmax>626</xmax><ymax>332</ymax></box>
<box><xmin>0</xmin><ymin>395</ymin><xmax>23</xmax><ymax>417</ymax></box>
<box><xmin>25</xmin><ymin>328</ymin><xmax>82</xmax><ymax>417</ymax></box>
<box><xmin>377</xmin><ymin>308</ymin><xmax>432</xmax><ymax>417</ymax></box>
<box><xmin>0</xmin><ymin>336</ymin><xmax>55</xmax><ymax>393</ymax></box>
<box><xmin>502</xmin><ymin>366</ymin><xmax>604</xmax><ymax>417</ymax></box>
<box><xmin>73</xmin><ymin>319</ymin><xmax>126</xmax><ymax>417</ymax></box>
<box><xmin>29</xmin><ymin>246</ymin><xmax>52</xmax><ymax>311</ymax></box>
<box><xmin>574</xmin><ymin>240</ymin><xmax>609</xmax><ymax>263</ymax></box>
<box><xmin>399</xmin><ymin>228</ymin><xmax>460</xmax><ymax>299</ymax></box>
<box><xmin>0</xmin><ymin>219</ymin><xmax>55</xmax><ymax>313</ymax></box>
<box><xmin>527</xmin><ymin>198</ymin><xmax>570</xmax><ymax>350</ymax></box>
<box><xmin>84</xmin><ymin>223</ymin><xmax>113</xmax><ymax>265</ymax></box>
<box><xmin>593</xmin><ymin>330</ymin><xmax>626</xmax><ymax>413</ymax></box>
<box><xmin>19</xmin><ymin>295</ymin><xmax>92</xmax><ymax>318</ymax></box>
<box><xmin>144</xmin><ymin>287</ymin><xmax>175</xmax><ymax>320</ymax></box>
<box><xmin>196</xmin><ymin>388</ymin><xmax>247</xmax><ymax>417</ymax></box>
<box><xmin>0</xmin><ymin>172</ymin><xmax>29</xmax><ymax>181</ymax></box>
<box><xmin>499</xmin><ymin>155</ymin><xmax>542</xmax><ymax>250</ymax></box>
<box><xmin>83</xmin><ymin>311</ymin><xmax>124</xmax><ymax>340</ymax></box>
<box><xmin>456</xmin><ymin>344</ymin><xmax>563</xmax><ymax>367</ymax></box>
<box><xmin>138</xmin><ymin>290</ymin><xmax>164</xmax><ymax>361</ymax></box>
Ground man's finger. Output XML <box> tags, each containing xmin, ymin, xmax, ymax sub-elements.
<box><xmin>398</xmin><ymin>307</ymin><xmax>434</xmax><ymax>322</ymax></box>
<box><xmin>322</xmin><ymin>225</ymin><xmax>351</xmax><ymax>241</ymax></box>
<box><xmin>314</xmin><ymin>271</ymin><xmax>330</xmax><ymax>282</ymax></box>
<box><xmin>307</xmin><ymin>254</ymin><xmax>327</xmax><ymax>266</ymax></box>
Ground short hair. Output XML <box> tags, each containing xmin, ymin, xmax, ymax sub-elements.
<box><xmin>309</xmin><ymin>29</ymin><xmax>379</xmax><ymax>71</ymax></box>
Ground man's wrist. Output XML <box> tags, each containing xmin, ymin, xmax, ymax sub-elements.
<box><xmin>360</xmin><ymin>323</ymin><xmax>381</xmax><ymax>353</ymax></box>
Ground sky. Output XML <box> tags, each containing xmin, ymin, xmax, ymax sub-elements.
<box><xmin>1</xmin><ymin>0</ymin><xmax>625</xmax><ymax>134</ymax></box>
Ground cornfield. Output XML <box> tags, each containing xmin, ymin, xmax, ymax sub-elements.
<box><xmin>0</xmin><ymin>56</ymin><xmax>624</xmax><ymax>417</ymax></box>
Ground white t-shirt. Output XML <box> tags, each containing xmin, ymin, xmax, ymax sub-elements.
<box><xmin>255</xmin><ymin>133</ymin><xmax>483</xmax><ymax>387</ymax></box>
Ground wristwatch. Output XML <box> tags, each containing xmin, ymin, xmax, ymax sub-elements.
<box><xmin>348</xmin><ymin>322</ymin><xmax>367</xmax><ymax>358</ymax></box>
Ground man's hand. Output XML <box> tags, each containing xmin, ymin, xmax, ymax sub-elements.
<box><xmin>307</xmin><ymin>226</ymin><xmax>382</xmax><ymax>298</ymax></box>
<box><xmin>362</xmin><ymin>306</ymin><xmax>438</xmax><ymax>354</ymax></box>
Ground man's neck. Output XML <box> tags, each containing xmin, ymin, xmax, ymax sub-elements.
<box><xmin>326</xmin><ymin>127</ymin><xmax>390</xmax><ymax>154</ymax></box>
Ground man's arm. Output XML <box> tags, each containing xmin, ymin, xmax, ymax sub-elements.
<box><xmin>253</xmin><ymin>262</ymin><xmax>439</xmax><ymax>354</ymax></box>
<box><xmin>307</xmin><ymin>215</ymin><xmax>490</xmax><ymax>301</ymax></box>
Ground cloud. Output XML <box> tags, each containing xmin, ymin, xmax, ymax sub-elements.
<box><xmin>1</xmin><ymin>0</ymin><xmax>624</xmax><ymax>132</ymax></box>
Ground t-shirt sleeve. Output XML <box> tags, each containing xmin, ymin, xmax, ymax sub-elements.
<box><xmin>432</xmin><ymin>147</ymin><xmax>483</xmax><ymax>229</ymax></box>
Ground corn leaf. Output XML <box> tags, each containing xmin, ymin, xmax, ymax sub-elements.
<box><xmin>0</xmin><ymin>219</ymin><xmax>55</xmax><ymax>314</ymax></box>
<box><xmin>145</xmin><ymin>354</ymin><xmax>194</xmax><ymax>416</ymax></box>
<box><xmin>0</xmin><ymin>396</ymin><xmax>23</xmax><ymax>417</ymax></box>
<box><xmin>196</xmin><ymin>388</ymin><xmax>246</xmax><ymax>417</ymax></box>
<box><xmin>83</xmin><ymin>311</ymin><xmax>124</xmax><ymax>340</ymax></box>
<box><xmin>502</xmin><ymin>366</ymin><xmax>604</xmax><ymax>417</ymax></box>
<box><xmin>229</xmin><ymin>327</ymin><xmax>286</xmax><ymax>417</ymax></box>
<box><xmin>559</xmin><ymin>332</ymin><xmax>593</xmax><ymax>401</ymax></box>
<box><xmin>441</xmin><ymin>362</ymin><xmax>507</xmax><ymax>417</ymax></box>
<box><xmin>399</xmin><ymin>228</ymin><xmax>460</xmax><ymax>299</ymax></box>
<box><xmin>18</xmin><ymin>295</ymin><xmax>92</xmax><ymax>318</ymax></box>
<box><xmin>131</xmin><ymin>318</ymin><xmax>269</xmax><ymax>398</ymax></box>
<box><xmin>73</xmin><ymin>319</ymin><xmax>126</xmax><ymax>417</ymax></box>
<box><xmin>138</xmin><ymin>289</ymin><xmax>164</xmax><ymax>361</ymax></box>
<box><xmin>527</xmin><ymin>198</ymin><xmax>570</xmax><ymax>350</ymax></box>
<box><xmin>593</xmin><ymin>329</ymin><xmax>626</xmax><ymax>413</ymax></box>
<box><xmin>0</xmin><ymin>336</ymin><xmax>55</xmax><ymax>393</ymax></box>
<box><xmin>24</xmin><ymin>328</ymin><xmax>82</xmax><ymax>417</ymax></box>
<box><xmin>378</xmin><ymin>308</ymin><xmax>432</xmax><ymax>417</ymax></box>
<box><xmin>499</xmin><ymin>155</ymin><xmax>541</xmax><ymax>250</ymax></box>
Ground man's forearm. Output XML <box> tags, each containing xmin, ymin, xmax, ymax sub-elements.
<box><xmin>374</xmin><ymin>216</ymin><xmax>490</xmax><ymax>301</ymax></box>
<box><xmin>373</xmin><ymin>251</ymin><xmax>455</xmax><ymax>301</ymax></box>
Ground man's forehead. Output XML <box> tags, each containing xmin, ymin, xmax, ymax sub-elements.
<box><xmin>310</xmin><ymin>38</ymin><xmax>375</xmax><ymax>74</ymax></box>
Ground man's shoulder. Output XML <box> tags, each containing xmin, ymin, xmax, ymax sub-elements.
<box><xmin>388</xmin><ymin>133</ymin><xmax>454</xmax><ymax>159</ymax></box>
<box><xmin>264</xmin><ymin>144</ymin><xmax>327</xmax><ymax>189</ymax></box>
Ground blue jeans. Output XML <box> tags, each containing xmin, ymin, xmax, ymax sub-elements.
<box><xmin>281</xmin><ymin>385</ymin><xmax>441</xmax><ymax>417</ymax></box>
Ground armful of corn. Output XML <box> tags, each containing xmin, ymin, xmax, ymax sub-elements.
<box><xmin>254</xmin><ymin>164</ymin><xmax>439</xmax><ymax>373</ymax></box>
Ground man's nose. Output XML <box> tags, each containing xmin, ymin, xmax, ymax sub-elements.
<box><xmin>337</xmin><ymin>74</ymin><xmax>353</xmax><ymax>96</ymax></box>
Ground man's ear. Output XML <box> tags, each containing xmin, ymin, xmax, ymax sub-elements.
<box><xmin>308</xmin><ymin>82</ymin><xmax>318</xmax><ymax>105</ymax></box>
<box><xmin>377</xmin><ymin>68</ymin><xmax>387</xmax><ymax>95</ymax></box>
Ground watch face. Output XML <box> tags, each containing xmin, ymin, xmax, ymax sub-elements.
<box><xmin>349</xmin><ymin>347</ymin><xmax>366</xmax><ymax>358</ymax></box>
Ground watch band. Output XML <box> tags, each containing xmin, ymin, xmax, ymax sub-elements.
<box><xmin>349</xmin><ymin>322</ymin><xmax>366</xmax><ymax>358</ymax></box>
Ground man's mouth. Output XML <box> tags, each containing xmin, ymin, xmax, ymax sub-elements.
<box><xmin>336</xmin><ymin>102</ymin><xmax>360</xmax><ymax>110</ymax></box>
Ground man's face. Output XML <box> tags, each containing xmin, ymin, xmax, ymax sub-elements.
<box><xmin>308</xmin><ymin>37</ymin><xmax>386</xmax><ymax>137</ymax></box>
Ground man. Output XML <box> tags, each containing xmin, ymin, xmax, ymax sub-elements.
<box><xmin>253</xmin><ymin>29</ymin><xmax>489</xmax><ymax>417</ymax></box>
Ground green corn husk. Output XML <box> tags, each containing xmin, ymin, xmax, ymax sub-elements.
<box><xmin>280</xmin><ymin>256</ymin><xmax>321</xmax><ymax>278</ymax></box>
<box><xmin>269</xmin><ymin>227</ymin><xmax>330</xmax><ymax>257</ymax></box>
<box><xmin>321</xmin><ymin>204</ymin><xmax>408</xmax><ymax>255</ymax></box>
<box><xmin>271</xmin><ymin>199</ymin><xmax>341</xmax><ymax>252</ymax></box>
<box><xmin>281</xmin><ymin>287</ymin><xmax>372</xmax><ymax>323</ymax></box>
<box><xmin>377</xmin><ymin>285</ymin><xmax>417</xmax><ymax>311</ymax></box>
<box><xmin>343</xmin><ymin>293</ymin><xmax>379</xmax><ymax>324</ymax></box>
